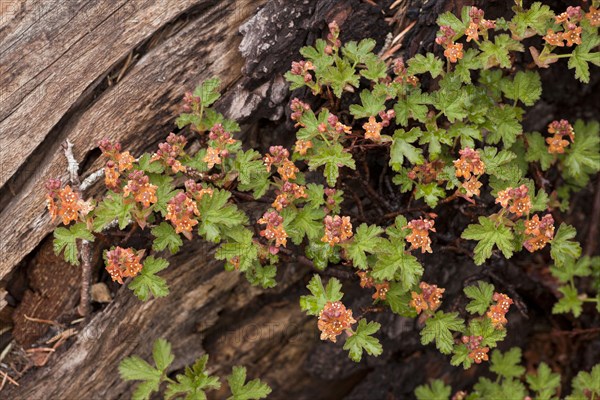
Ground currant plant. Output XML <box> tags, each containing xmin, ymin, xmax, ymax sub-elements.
<box><xmin>415</xmin><ymin>347</ymin><xmax>600</xmax><ymax>400</ymax></box>
<box><xmin>46</xmin><ymin>1</ymin><xmax>600</xmax><ymax>382</ymax></box>
<box><xmin>119</xmin><ymin>338</ymin><xmax>271</xmax><ymax>400</ymax></box>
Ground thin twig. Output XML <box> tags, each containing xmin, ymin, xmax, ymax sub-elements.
<box><xmin>77</xmin><ymin>240</ymin><xmax>92</xmax><ymax>316</ymax></box>
<box><xmin>62</xmin><ymin>140</ymin><xmax>81</xmax><ymax>188</ymax></box>
<box><xmin>80</xmin><ymin>168</ymin><xmax>105</xmax><ymax>191</ymax></box>
<box><xmin>23</xmin><ymin>315</ymin><xmax>62</xmax><ymax>327</ymax></box>
<box><xmin>62</xmin><ymin>140</ymin><xmax>92</xmax><ymax>316</ymax></box>
<box><xmin>0</xmin><ymin>370</ymin><xmax>19</xmax><ymax>388</ymax></box>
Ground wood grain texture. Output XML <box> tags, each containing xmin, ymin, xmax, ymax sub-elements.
<box><xmin>3</xmin><ymin>238</ymin><xmax>313</xmax><ymax>399</ymax></box>
<box><xmin>0</xmin><ymin>0</ymin><xmax>266</xmax><ymax>278</ymax></box>
<box><xmin>0</xmin><ymin>0</ymin><xmax>206</xmax><ymax>187</ymax></box>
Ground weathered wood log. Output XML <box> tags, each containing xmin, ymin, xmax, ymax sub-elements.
<box><xmin>0</xmin><ymin>0</ymin><xmax>266</xmax><ymax>277</ymax></box>
<box><xmin>1</xmin><ymin>0</ymin><xmax>411</xmax><ymax>398</ymax></box>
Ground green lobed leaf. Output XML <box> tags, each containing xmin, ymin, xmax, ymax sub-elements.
<box><xmin>550</xmin><ymin>224</ymin><xmax>582</xmax><ymax>267</ymax></box>
<box><xmin>478</xmin><ymin>34</ymin><xmax>524</xmax><ymax>69</ymax></box>
<box><xmin>500</xmin><ymin>70</ymin><xmax>542</xmax><ymax>106</ymax></box>
<box><xmin>92</xmin><ymin>191</ymin><xmax>133</xmax><ymax>232</ymax></box>
<box><xmin>151</xmin><ymin>222</ymin><xmax>183</xmax><ymax>254</ymax></box>
<box><xmin>299</xmin><ymin>275</ymin><xmax>343</xmax><ymax>316</ymax></box>
<box><xmin>436</xmin><ymin>11</ymin><xmax>467</xmax><ymax>35</ymax></box>
<box><xmin>227</xmin><ymin>366</ymin><xmax>271</xmax><ymax>400</ymax></box>
<box><xmin>568</xmin><ymin>31</ymin><xmax>600</xmax><ymax>83</ymax></box>
<box><xmin>53</xmin><ymin>223</ymin><xmax>95</xmax><ymax>265</ymax></box>
<box><xmin>165</xmin><ymin>354</ymin><xmax>221</xmax><ymax>400</ymax></box>
<box><xmin>509</xmin><ymin>2</ymin><xmax>554</xmax><ymax>38</ymax></box>
<box><xmin>407</xmin><ymin>53</ymin><xmax>444</xmax><ymax>78</ymax></box>
<box><xmin>386</xmin><ymin>282</ymin><xmax>418</xmax><ymax>317</ymax></box>
<box><xmin>198</xmin><ymin>189</ymin><xmax>248</xmax><ymax>242</ymax></box>
<box><xmin>489</xmin><ymin>348</ymin><xmax>525</xmax><ymax>379</ymax></box>
<box><xmin>343</xmin><ymin>319</ymin><xmax>383</xmax><ymax>362</ymax></box>
<box><xmin>454</xmin><ymin>49</ymin><xmax>481</xmax><ymax>83</ymax></box>
<box><xmin>346</xmin><ymin>224</ymin><xmax>385</xmax><ymax>270</ymax></box>
<box><xmin>349</xmin><ymin>90</ymin><xmax>387</xmax><ymax>119</ymax></box>
<box><xmin>415</xmin><ymin>183</ymin><xmax>447</xmax><ymax>208</ymax></box>
<box><xmin>568</xmin><ymin>364</ymin><xmax>600</xmax><ymax>400</ymax></box>
<box><xmin>193</xmin><ymin>77</ymin><xmax>221</xmax><ymax>107</ymax></box>
<box><xmin>461</xmin><ymin>217</ymin><xmax>515</xmax><ymax>265</ymax></box>
<box><xmin>119</xmin><ymin>338</ymin><xmax>174</xmax><ymax>400</ymax></box>
<box><xmin>552</xmin><ymin>285</ymin><xmax>583</xmax><ymax>317</ymax></box>
<box><xmin>415</xmin><ymin>380</ymin><xmax>452</xmax><ymax>400</ymax></box>
<box><xmin>564</xmin><ymin>120</ymin><xmax>600</xmax><ymax>185</ymax></box>
<box><xmin>526</xmin><ymin>362</ymin><xmax>560</xmax><ymax>400</ymax></box>
<box><xmin>390</xmin><ymin>128</ymin><xmax>425</xmax><ymax>170</ymax></box>
<box><xmin>216</xmin><ymin>229</ymin><xmax>259</xmax><ymax>273</ymax></box>
<box><xmin>524</xmin><ymin>132</ymin><xmax>554</xmax><ymax>171</ymax></box>
<box><xmin>323</xmin><ymin>58</ymin><xmax>360</xmax><ymax>97</ymax></box>
<box><xmin>372</xmin><ymin>239</ymin><xmax>423</xmax><ymax>290</ymax></box>
<box><xmin>484</xmin><ymin>106</ymin><xmax>523</xmax><ymax>148</ymax></box>
<box><xmin>360</xmin><ymin>55</ymin><xmax>388</xmax><ymax>81</ymax></box>
<box><xmin>128</xmin><ymin>256</ymin><xmax>170</xmax><ymax>301</ymax></box>
<box><xmin>234</xmin><ymin>149</ymin><xmax>271</xmax><ymax>199</ymax></box>
<box><xmin>342</xmin><ymin>39</ymin><xmax>377</xmax><ymax>64</ymax></box>
<box><xmin>394</xmin><ymin>90</ymin><xmax>432</xmax><ymax>126</ymax></box>
<box><xmin>420</xmin><ymin>311</ymin><xmax>465</xmax><ymax>355</ymax></box>
<box><xmin>464</xmin><ymin>281</ymin><xmax>495</xmax><ymax>315</ymax></box>
<box><xmin>284</xmin><ymin>206</ymin><xmax>325</xmax><ymax>245</ymax></box>
<box><xmin>307</xmin><ymin>143</ymin><xmax>356</xmax><ymax>187</ymax></box>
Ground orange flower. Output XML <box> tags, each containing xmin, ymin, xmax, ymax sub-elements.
<box><xmin>524</xmin><ymin>214</ymin><xmax>555</xmax><ymax>252</ymax></box>
<box><xmin>462</xmin><ymin>176</ymin><xmax>483</xmax><ymax>198</ymax></box>
<box><xmin>272</xmin><ymin>193</ymin><xmax>289</xmax><ymax>211</ymax></box>
<box><xmin>321</xmin><ymin>215</ymin><xmax>353</xmax><ymax>246</ymax></box>
<box><xmin>117</xmin><ymin>151</ymin><xmax>135</xmax><ymax>172</ymax></box>
<box><xmin>317</xmin><ymin>301</ymin><xmax>356</xmax><ymax>342</ymax></box>
<box><xmin>372</xmin><ymin>282</ymin><xmax>390</xmax><ymax>301</ymax></box>
<box><xmin>410</xmin><ymin>282</ymin><xmax>445</xmax><ymax>314</ymax></box>
<box><xmin>469</xmin><ymin>347</ymin><xmax>490</xmax><ymax>364</ymax></box>
<box><xmin>444</xmin><ymin>43</ymin><xmax>463</xmax><ymax>63</ymax></box>
<box><xmin>495</xmin><ymin>185</ymin><xmax>531</xmax><ymax>217</ymax></box>
<box><xmin>151</xmin><ymin>133</ymin><xmax>188</xmax><ymax>173</ymax></box>
<box><xmin>46</xmin><ymin>180</ymin><xmax>88</xmax><ymax>225</ymax></box>
<box><xmin>546</xmin><ymin>135</ymin><xmax>570</xmax><ymax>154</ymax></box>
<box><xmin>294</xmin><ymin>140</ymin><xmax>313</xmax><ymax>156</ymax></box>
<box><xmin>543</xmin><ymin>29</ymin><xmax>565</xmax><ymax>47</ymax></box>
<box><xmin>258</xmin><ymin>211</ymin><xmax>288</xmax><ymax>253</ymax></box>
<box><xmin>357</xmin><ymin>271</ymin><xmax>374</xmax><ymax>288</ymax></box>
<box><xmin>264</xmin><ymin>146</ymin><xmax>290</xmax><ymax>172</ymax></box>
<box><xmin>546</xmin><ymin>119</ymin><xmax>574</xmax><ymax>154</ymax></box>
<box><xmin>410</xmin><ymin>291</ymin><xmax>427</xmax><ymax>314</ymax></box>
<box><xmin>486</xmin><ymin>292</ymin><xmax>513</xmax><ymax>329</ymax></box>
<box><xmin>204</xmin><ymin>147</ymin><xmax>222</xmax><ymax>169</ymax></box>
<box><xmin>563</xmin><ymin>26</ymin><xmax>582</xmax><ymax>46</ymax></box>
<box><xmin>454</xmin><ymin>147</ymin><xmax>485</xmax><ymax>180</ymax></box>
<box><xmin>123</xmin><ymin>171</ymin><xmax>158</xmax><ymax>208</ymax></box>
<box><xmin>104</xmin><ymin>162</ymin><xmax>121</xmax><ymax>190</ymax></box>
<box><xmin>465</xmin><ymin>22</ymin><xmax>479</xmax><ymax>42</ymax></box>
<box><xmin>363</xmin><ymin>116</ymin><xmax>382</xmax><ymax>141</ymax></box>
<box><xmin>185</xmin><ymin>180</ymin><xmax>214</xmax><ymax>202</ymax></box>
<box><xmin>548</xmin><ymin>120</ymin><xmax>575</xmax><ymax>142</ymax></box>
<box><xmin>586</xmin><ymin>6</ymin><xmax>600</xmax><ymax>26</ymax></box>
<box><xmin>277</xmin><ymin>159</ymin><xmax>299</xmax><ymax>181</ymax></box>
<box><xmin>462</xmin><ymin>335</ymin><xmax>489</xmax><ymax>364</ymax></box>
<box><xmin>105</xmin><ymin>247</ymin><xmax>144</xmax><ymax>284</ymax></box>
<box><xmin>555</xmin><ymin>12</ymin><xmax>569</xmax><ymax>24</ymax></box>
<box><xmin>406</xmin><ymin>218</ymin><xmax>436</xmax><ymax>253</ymax></box>
<box><xmin>166</xmin><ymin>192</ymin><xmax>200</xmax><ymax>240</ymax></box>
